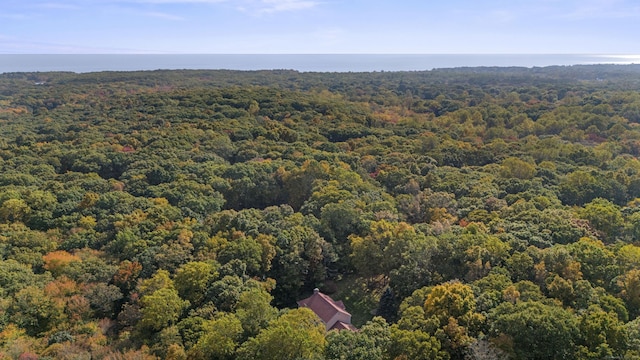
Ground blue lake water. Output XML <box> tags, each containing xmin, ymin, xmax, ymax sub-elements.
<box><xmin>1</xmin><ymin>54</ymin><xmax>639</xmax><ymax>73</ymax></box>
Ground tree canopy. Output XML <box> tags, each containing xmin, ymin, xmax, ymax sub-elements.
<box><xmin>2</xmin><ymin>65</ymin><xmax>640</xmax><ymax>358</ymax></box>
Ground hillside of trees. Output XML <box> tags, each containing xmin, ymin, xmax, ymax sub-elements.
<box><xmin>2</xmin><ymin>65</ymin><xmax>640</xmax><ymax>359</ymax></box>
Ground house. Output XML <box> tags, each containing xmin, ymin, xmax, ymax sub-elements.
<box><xmin>297</xmin><ymin>288</ymin><xmax>357</xmax><ymax>331</ymax></box>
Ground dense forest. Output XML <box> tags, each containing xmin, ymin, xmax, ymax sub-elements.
<box><xmin>2</xmin><ymin>65</ymin><xmax>640</xmax><ymax>359</ymax></box>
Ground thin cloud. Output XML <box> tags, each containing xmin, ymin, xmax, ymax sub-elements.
<box><xmin>129</xmin><ymin>0</ymin><xmax>319</xmax><ymax>7</ymax></box>
<box><xmin>0</xmin><ymin>13</ymin><xmax>29</xmax><ymax>20</ymax></box>
<box><xmin>34</xmin><ymin>2</ymin><xmax>81</xmax><ymax>9</ymax></box>
<box><xmin>16</xmin><ymin>0</ymin><xmax>227</xmax><ymax>5</ymax></box>
<box><xmin>314</xmin><ymin>27</ymin><xmax>344</xmax><ymax>41</ymax></box>
<box><xmin>145</xmin><ymin>11</ymin><xmax>185</xmax><ymax>20</ymax></box>
<box><xmin>488</xmin><ymin>10</ymin><xmax>517</xmax><ymax>23</ymax></box>
<box><xmin>114</xmin><ymin>0</ymin><xmax>227</xmax><ymax>3</ymax></box>
<box><xmin>235</xmin><ymin>0</ymin><xmax>320</xmax><ymax>15</ymax></box>
<box><xmin>258</xmin><ymin>0</ymin><xmax>319</xmax><ymax>13</ymax></box>
<box><xmin>561</xmin><ymin>0</ymin><xmax>640</xmax><ymax>19</ymax></box>
<box><xmin>0</xmin><ymin>37</ymin><xmax>162</xmax><ymax>54</ymax></box>
<box><xmin>15</xmin><ymin>0</ymin><xmax>320</xmax><ymax>14</ymax></box>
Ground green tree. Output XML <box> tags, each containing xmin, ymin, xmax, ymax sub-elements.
<box><xmin>85</xmin><ymin>283</ymin><xmax>123</xmax><ymax>318</ymax></box>
<box><xmin>215</xmin><ymin>231</ymin><xmax>276</xmax><ymax>277</ymax></box>
<box><xmin>500</xmin><ymin>157</ymin><xmax>536</xmax><ymax>180</ymax></box>
<box><xmin>188</xmin><ymin>313</ymin><xmax>243</xmax><ymax>360</ymax></box>
<box><xmin>505</xmin><ymin>251</ymin><xmax>534</xmax><ymax>282</ymax></box>
<box><xmin>0</xmin><ymin>259</ymin><xmax>47</xmax><ymax>296</ymax></box>
<box><xmin>174</xmin><ymin>261</ymin><xmax>217</xmax><ymax>306</ymax></box>
<box><xmin>577</xmin><ymin>305</ymin><xmax>628</xmax><ymax>359</ymax></box>
<box><xmin>625</xmin><ymin>317</ymin><xmax>640</xmax><ymax>358</ymax></box>
<box><xmin>0</xmin><ymin>198</ymin><xmax>31</xmax><ymax>223</ymax></box>
<box><xmin>578</xmin><ymin>198</ymin><xmax>623</xmax><ymax>241</ymax></box>
<box><xmin>140</xmin><ymin>287</ymin><xmax>189</xmax><ymax>331</ymax></box>
<box><xmin>388</xmin><ymin>326</ymin><xmax>448</xmax><ymax>360</ymax></box>
<box><xmin>207</xmin><ymin>275</ymin><xmax>246</xmax><ymax>312</ymax></box>
<box><xmin>9</xmin><ymin>285</ymin><xmax>64</xmax><ymax>336</ymax></box>
<box><xmin>235</xmin><ymin>287</ymin><xmax>278</xmax><ymax>338</ymax></box>
<box><xmin>350</xmin><ymin>220</ymin><xmax>433</xmax><ymax>281</ymax></box>
<box><xmin>325</xmin><ymin>317</ymin><xmax>390</xmax><ymax>360</ymax></box>
<box><xmin>617</xmin><ymin>268</ymin><xmax>640</xmax><ymax>318</ymax></box>
<box><xmin>236</xmin><ymin>308</ymin><xmax>325</xmax><ymax>360</ymax></box>
<box><xmin>616</xmin><ymin>244</ymin><xmax>640</xmax><ymax>272</ymax></box>
<box><xmin>567</xmin><ymin>238</ymin><xmax>617</xmax><ymax>287</ymax></box>
<box><xmin>423</xmin><ymin>281</ymin><xmax>484</xmax><ymax>357</ymax></box>
<box><xmin>138</xmin><ymin>269</ymin><xmax>174</xmax><ymax>296</ymax></box>
<box><xmin>269</xmin><ymin>223</ymin><xmax>332</xmax><ymax>306</ymax></box>
<box><xmin>490</xmin><ymin>301</ymin><xmax>579</xmax><ymax>359</ymax></box>
<box><xmin>424</xmin><ymin>281</ymin><xmax>482</xmax><ymax>327</ymax></box>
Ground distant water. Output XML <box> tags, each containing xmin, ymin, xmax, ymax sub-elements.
<box><xmin>1</xmin><ymin>54</ymin><xmax>639</xmax><ymax>74</ymax></box>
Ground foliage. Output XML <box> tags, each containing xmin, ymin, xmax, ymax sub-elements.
<box><xmin>489</xmin><ymin>301</ymin><xmax>579</xmax><ymax>359</ymax></box>
<box><xmin>236</xmin><ymin>308</ymin><xmax>326</xmax><ymax>360</ymax></box>
<box><xmin>2</xmin><ymin>65</ymin><xmax>640</xmax><ymax>358</ymax></box>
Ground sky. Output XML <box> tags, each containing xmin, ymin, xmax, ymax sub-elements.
<box><xmin>0</xmin><ymin>0</ymin><xmax>639</xmax><ymax>54</ymax></box>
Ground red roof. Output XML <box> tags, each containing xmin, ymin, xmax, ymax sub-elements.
<box><xmin>330</xmin><ymin>321</ymin><xmax>358</xmax><ymax>331</ymax></box>
<box><xmin>297</xmin><ymin>288</ymin><xmax>350</xmax><ymax>325</ymax></box>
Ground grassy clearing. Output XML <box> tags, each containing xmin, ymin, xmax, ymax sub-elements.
<box><xmin>321</xmin><ymin>275</ymin><xmax>386</xmax><ymax>327</ymax></box>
